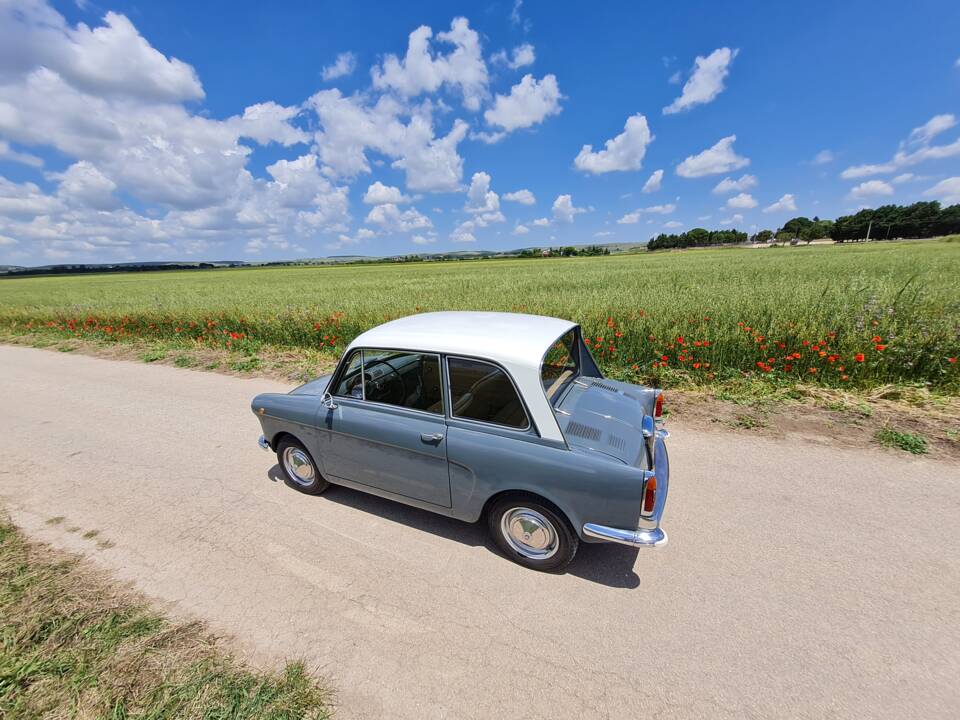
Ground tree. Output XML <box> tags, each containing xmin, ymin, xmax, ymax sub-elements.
<box><xmin>751</xmin><ymin>229</ymin><xmax>774</xmax><ymax>244</ymax></box>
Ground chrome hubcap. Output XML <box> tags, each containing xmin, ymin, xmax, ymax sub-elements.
<box><xmin>501</xmin><ymin>507</ymin><xmax>558</xmax><ymax>559</ymax></box>
<box><xmin>282</xmin><ymin>447</ymin><xmax>315</xmax><ymax>486</ymax></box>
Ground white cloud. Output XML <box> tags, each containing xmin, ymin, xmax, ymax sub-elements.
<box><xmin>923</xmin><ymin>177</ymin><xmax>960</xmax><ymax>205</ymax></box>
<box><xmin>617</xmin><ymin>211</ymin><xmax>641</xmax><ymax>225</ymax></box>
<box><xmin>663</xmin><ymin>47</ymin><xmax>738</xmax><ymax>115</ymax></box>
<box><xmin>371</xmin><ymin>18</ymin><xmax>488</xmax><ymax>111</ymax></box>
<box><xmin>811</xmin><ymin>149</ymin><xmax>834</xmax><ymax>165</ymax></box>
<box><xmin>642</xmin><ymin>169</ymin><xmax>663</xmax><ymax>193</ymax></box>
<box><xmin>593</xmin><ymin>230</ymin><xmax>613</xmax><ymax>237</ymax></box>
<box><xmin>676</xmin><ymin>135</ymin><xmax>749</xmax><ymax>178</ymax></box>
<box><xmin>411</xmin><ymin>233</ymin><xmax>436</xmax><ymax>245</ymax></box>
<box><xmin>905</xmin><ymin>113</ymin><xmax>956</xmax><ymax>147</ymax></box>
<box><xmin>763</xmin><ymin>194</ymin><xmax>797</xmax><ymax>213</ymax></box>
<box><xmin>663</xmin><ymin>220</ymin><xmax>683</xmax><ymax>229</ymax></box>
<box><xmin>492</xmin><ymin>43</ymin><xmax>535</xmax><ymax>70</ymax></box>
<box><xmin>465</xmin><ymin>171</ymin><xmax>499</xmax><ymax>213</ymax></box>
<box><xmin>532</xmin><ymin>217</ymin><xmax>550</xmax><ymax>227</ymax></box>
<box><xmin>719</xmin><ymin>213</ymin><xmax>743</xmax><ymax>225</ymax></box>
<box><xmin>364</xmin><ymin>203</ymin><xmax>433</xmax><ymax>232</ymax></box>
<box><xmin>726</xmin><ymin>192</ymin><xmax>757</xmax><ymax>209</ymax></box>
<box><xmin>321</xmin><ymin>52</ymin><xmax>356</xmax><ymax>81</ymax></box>
<box><xmin>617</xmin><ymin>202</ymin><xmax>675</xmax><ymax>224</ymax></box>
<box><xmin>645</xmin><ymin>203</ymin><xmax>676</xmax><ymax>214</ymax></box>
<box><xmin>512</xmin><ymin>224</ymin><xmax>530</xmax><ymax>235</ymax></box>
<box><xmin>849</xmin><ymin>180</ymin><xmax>894</xmax><ymax>199</ymax></box>
<box><xmin>308</xmin><ymin>89</ymin><xmax>470</xmax><ymax>192</ymax></box>
<box><xmin>55</xmin><ymin>160</ymin><xmax>119</xmax><ymax>210</ymax></box>
<box><xmin>0</xmin><ymin>140</ymin><xmax>43</xmax><ymax>168</ymax></box>
<box><xmin>484</xmin><ymin>74</ymin><xmax>562</xmax><ymax>132</ymax></box>
<box><xmin>503</xmin><ymin>189</ymin><xmax>535</xmax><ymax>205</ymax></box>
<box><xmin>363</xmin><ymin>181</ymin><xmax>411</xmax><ymax>205</ymax></box>
<box><xmin>552</xmin><ymin>194</ymin><xmax>585</xmax><ymax>223</ymax></box>
<box><xmin>0</xmin><ymin>4</ymin><xmax>204</xmax><ymax>103</ymax></box>
<box><xmin>230</xmin><ymin>102</ymin><xmax>309</xmax><ymax>146</ymax></box>
<box><xmin>841</xmin><ymin>113</ymin><xmax>960</xmax><ymax>179</ymax></box>
<box><xmin>574</xmin><ymin>113</ymin><xmax>653</xmax><ymax>174</ymax></box>
<box><xmin>712</xmin><ymin>174</ymin><xmax>757</xmax><ymax>194</ymax></box>
<box><xmin>892</xmin><ymin>173</ymin><xmax>918</xmax><ymax>184</ymax></box>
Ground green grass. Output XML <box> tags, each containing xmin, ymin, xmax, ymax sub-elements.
<box><xmin>874</xmin><ymin>427</ymin><xmax>929</xmax><ymax>454</ymax></box>
<box><xmin>0</xmin><ymin>513</ymin><xmax>331</xmax><ymax>718</ymax></box>
<box><xmin>1</xmin><ymin>240</ymin><xmax>958</xmax><ymax>393</ymax></box>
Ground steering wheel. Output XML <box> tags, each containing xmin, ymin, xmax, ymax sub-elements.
<box><xmin>363</xmin><ymin>359</ymin><xmax>407</xmax><ymax>404</ymax></box>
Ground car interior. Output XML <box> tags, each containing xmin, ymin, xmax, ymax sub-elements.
<box><xmin>333</xmin><ymin>349</ymin><xmax>528</xmax><ymax>428</ymax></box>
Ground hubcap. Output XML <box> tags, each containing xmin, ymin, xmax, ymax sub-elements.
<box><xmin>282</xmin><ymin>447</ymin><xmax>315</xmax><ymax>486</ymax></box>
<box><xmin>501</xmin><ymin>507</ymin><xmax>558</xmax><ymax>559</ymax></box>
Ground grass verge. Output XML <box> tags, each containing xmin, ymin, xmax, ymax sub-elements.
<box><xmin>874</xmin><ymin>427</ymin><xmax>929</xmax><ymax>455</ymax></box>
<box><xmin>0</xmin><ymin>512</ymin><xmax>332</xmax><ymax>719</ymax></box>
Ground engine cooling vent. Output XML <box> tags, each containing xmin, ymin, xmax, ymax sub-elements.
<box><xmin>566</xmin><ymin>421</ymin><xmax>602</xmax><ymax>442</ymax></box>
<box><xmin>591</xmin><ymin>380</ymin><xmax>620</xmax><ymax>393</ymax></box>
<box><xmin>607</xmin><ymin>434</ymin><xmax>626</xmax><ymax>452</ymax></box>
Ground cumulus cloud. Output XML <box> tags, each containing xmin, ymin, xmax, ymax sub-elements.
<box><xmin>762</xmin><ymin>194</ymin><xmax>797</xmax><ymax>213</ymax></box>
<box><xmin>552</xmin><ymin>194</ymin><xmax>585</xmax><ymax>223</ymax></box>
<box><xmin>503</xmin><ymin>189</ymin><xmax>535</xmax><ymax>205</ymax></box>
<box><xmin>365</xmin><ymin>202</ymin><xmax>433</xmax><ymax>232</ymax></box>
<box><xmin>617</xmin><ymin>202</ymin><xmax>676</xmax><ymax>224</ymax></box>
<box><xmin>512</xmin><ymin>223</ymin><xmax>530</xmax><ymax>235</ymax></box>
<box><xmin>663</xmin><ymin>220</ymin><xmax>683</xmax><ymax>229</ymax></box>
<box><xmin>841</xmin><ymin>113</ymin><xmax>960</xmax><ymax>179</ymax></box>
<box><xmin>574</xmin><ymin>113</ymin><xmax>653</xmax><ymax>174</ymax></box>
<box><xmin>483</xmin><ymin>74</ymin><xmax>562</xmax><ymax>132</ymax></box>
<box><xmin>363</xmin><ymin>181</ymin><xmax>411</xmax><ymax>205</ymax></box>
<box><xmin>676</xmin><ymin>135</ymin><xmax>749</xmax><ymax>178</ymax></box>
<box><xmin>491</xmin><ymin>43</ymin><xmax>535</xmax><ymax>69</ymax></box>
<box><xmin>923</xmin><ymin>177</ymin><xmax>960</xmax><ymax>204</ymax></box>
<box><xmin>0</xmin><ymin>140</ymin><xmax>42</xmax><ymax>168</ymax></box>
<box><xmin>811</xmin><ymin>149</ymin><xmax>834</xmax><ymax>165</ymax></box>
<box><xmin>849</xmin><ymin>180</ymin><xmax>894</xmax><ymax>199</ymax></box>
<box><xmin>371</xmin><ymin>18</ymin><xmax>488</xmax><ymax>110</ymax></box>
<box><xmin>712</xmin><ymin>174</ymin><xmax>757</xmax><ymax>194</ymax></box>
<box><xmin>726</xmin><ymin>192</ymin><xmax>757</xmax><ymax>209</ymax></box>
<box><xmin>412</xmin><ymin>233</ymin><xmax>436</xmax><ymax>245</ymax></box>
<box><xmin>663</xmin><ymin>48</ymin><xmax>738</xmax><ymax>115</ymax></box>
<box><xmin>642</xmin><ymin>169</ymin><xmax>663</xmax><ymax>193</ymax></box>
<box><xmin>719</xmin><ymin>213</ymin><xmax>743</xmax><ymax>225</ymax></box>
<box><xmin>321</xmin><ymin>52</ymin><xmax>356</xmax><ymax>81</ymax></box>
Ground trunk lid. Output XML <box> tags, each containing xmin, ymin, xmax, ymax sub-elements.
<box><xmin>554</xmin><ymin>377</ymin><xmax>658</xmax><ymax>466</ymax></box>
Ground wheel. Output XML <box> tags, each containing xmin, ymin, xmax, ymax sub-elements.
<box><xmin>487</xmin><ymin>494</ymin><xmax>578</xmax><ymax>572</ymax></box>
<box><xmin>276</xmin><ymin>437</ymin><xmax>329</xmax><ymax>495</ymax></box>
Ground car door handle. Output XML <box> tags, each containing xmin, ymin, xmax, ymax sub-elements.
<box><xmin>420</xmin><ymin>432</ymin><xmax>444</xmax><ymax>444</ymax></box>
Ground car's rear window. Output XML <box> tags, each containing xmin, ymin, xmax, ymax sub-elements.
<box><xmin>541</xmin><ymin>328</ymin><xmax>580</xmax><ymax>402</ymax></box>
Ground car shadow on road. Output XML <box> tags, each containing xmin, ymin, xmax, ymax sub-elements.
<box><xmin>267</xmin><ymin>465</ymin><xmax>640</xmax><ymax>589</ymax></box>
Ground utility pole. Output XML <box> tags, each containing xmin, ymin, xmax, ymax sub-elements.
<box><xmin>865</xmin><ymin>220</ymin><xmax>872</xmax><ymax>242</ymax></box>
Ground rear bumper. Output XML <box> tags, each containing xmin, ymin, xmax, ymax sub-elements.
<box><xmin>582</xmin><ymin>523</ymin><xmax>667</xmax><ymax>547</ymax></box>
<box><xmin>583</xmin><ymin>427</ymin><xmax>670</xmax><ymax>548</ymax></box>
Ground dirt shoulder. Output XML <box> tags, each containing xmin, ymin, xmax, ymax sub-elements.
<box><xmin>3</xmin><ymin>333</ymin><xmax>958</xmax><ymax>461</ymax></box>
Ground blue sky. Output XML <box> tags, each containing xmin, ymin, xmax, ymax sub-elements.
<box><xmin>1</xmin><ymin>0</ymin><xmax>959</xmax><ymax>264</ymax></box>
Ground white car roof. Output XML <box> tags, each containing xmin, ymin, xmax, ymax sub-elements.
<box><xmin>347</xmin><ymin>311</ymin><xmax>577</xmax><ymax>443</ymax></box>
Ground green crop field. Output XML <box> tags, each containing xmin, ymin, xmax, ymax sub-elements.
<box><xmin>1</xmin><ymin>240</ymin><xmax>959</xmax><ymax>393</ymax></box>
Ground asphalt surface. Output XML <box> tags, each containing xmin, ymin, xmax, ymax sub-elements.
<box><xmin>2</xmin><ymin>345</ymin><xmax>958</xmax><ymax>719</ymax></box>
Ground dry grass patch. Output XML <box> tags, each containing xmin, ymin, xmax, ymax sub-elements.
<box><xmin>0</xmin><ymin>513</ymin><xmax>332</xmax><ymax>719</ymax></box>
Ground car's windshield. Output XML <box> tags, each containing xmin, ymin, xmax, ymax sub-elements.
<box><xmin>541</xmin><ymin>328</ymin><xmax>580</xmax><ymax>404</ymax></box>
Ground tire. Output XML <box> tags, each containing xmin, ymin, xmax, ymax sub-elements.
<box><xmin>276</xmin><ymin>437</ymin><xmax>329</xmax><ymax>495</ymax></box>
<box><xmin>487</xmin><ymin>494</ymin><xmax>578</xmax><ymax>572</ymax></box>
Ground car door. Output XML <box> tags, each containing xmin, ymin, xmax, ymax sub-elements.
<box><xmin>318</xmin><ymin>348</ymin><xmax>452</xmax><ymax>507</ymax></box>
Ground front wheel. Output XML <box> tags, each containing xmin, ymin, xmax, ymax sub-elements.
<box><xmin>487</xmin><ymin>495</ymin><xmax>578</xmax><ymax>572</ymax></box>
<box><xmin>276</xmin><ymin>438</ymin><xmax>329</xmax><ymax>495</ymax></box>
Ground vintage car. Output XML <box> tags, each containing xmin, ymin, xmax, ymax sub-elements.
<box><xmin>252</xmin><ymin>311</ymin><xmax>669</xmax><ymax>571</ymax></box>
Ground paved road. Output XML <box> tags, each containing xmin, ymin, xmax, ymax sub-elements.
<box><xmin>2</xmin><ymin>345</ymin><xmax>959</xmax><ymax>719</ymax></box>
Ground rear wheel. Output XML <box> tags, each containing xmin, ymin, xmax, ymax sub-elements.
<box><xmin>487</xmin><ymin>494</ymin><xmax>578</xmax><ymax>572</ymax></box>
<box><xmin>276</xmin><ymin>438</ymin><xmax>329</xmax><ymax>495</ymax></box>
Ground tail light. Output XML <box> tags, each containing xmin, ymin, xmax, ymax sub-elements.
<box><xmin>643</xmin><ymin>474</ymin><xmax>657</xmax><ymax>515</ymax></box>
<box><xmin>654</xmin><ymin>392</ymin><xmax>664</xmax><ymax>418</ymax></box>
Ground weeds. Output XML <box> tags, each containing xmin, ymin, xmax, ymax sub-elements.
<box><xmin>874</xmin><ymin>428</ymin><xmax>928</xmax><ymax>454</ymax></box>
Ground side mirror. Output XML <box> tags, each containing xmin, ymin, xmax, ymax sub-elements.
<box><xmin>321</xmin><ymin>391</ymin><xmax>338</xmax><ymax>410</ymax></box>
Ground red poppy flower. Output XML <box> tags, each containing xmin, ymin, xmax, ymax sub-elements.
<box><xmin>949</xmin><ymin>357</ymin><xmax>957</xmax><ymax>364</ymax></box>
<box><xmin>854</xmin><ymin>353</ymin><xmax>865</xmax><ymax>362</ymax></box>
<box><xmin>808</xmin><ymin>368</ymin><xmax>817</xmax><ymax>374</ymax></box>
<box><xmin>784</xmin><ymin>364</ymin><xmax>793</xmax><ymax>372</ymax></box>
<box><xmin>874</xmin><ymin>344</ymin><xmax>886</xmax><ymax>351</ymax></box>
<box><xmin>872</xmin><ymin>335</ymin><xmax>882</xmax><ymax>343</ymax></box>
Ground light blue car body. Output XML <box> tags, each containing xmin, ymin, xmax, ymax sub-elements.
<box><xmin>252</xmin><ymin>322</ymin><xmax>670</xmax><ymax>548</ymax></box>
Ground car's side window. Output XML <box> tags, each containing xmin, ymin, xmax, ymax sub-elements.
<box><xmin>447</xmin><ymin>357</ymin><xmax>529</xmax><ymax>429</ymax></box>
<box><xmin>362</xmin><ymin>349</ymin><xmax>443</xmax><ymax>414</ymax></box>
<box><xmin>333</xmin><ymin>350</ymin><xmax>364</xmax><ymax>398</ymax></box>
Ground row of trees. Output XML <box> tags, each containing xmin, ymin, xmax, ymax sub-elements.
<box><xmin>646</xmin><ymin>228</ymin><xmax>748</xmax><ymax>251</ymax></box>
<box><xmin>518</xmin><ymin>245</ymin><xmax>611</xmax><ymax>257</ymax></box>
<box><xmin>831</xmin><ymin>201</ymin><xmax>960</xmax><ymax>241</ymax></box>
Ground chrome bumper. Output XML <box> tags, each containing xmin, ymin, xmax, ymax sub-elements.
<box><xmin>258</xmin><ymin>435</ymin><xmax>270</xmax><ymax>451</ymax></box>
<box><xmin>582</xmin><ymin>523</ymin><xmax>667</xmax><ymax>548</ymax></box>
